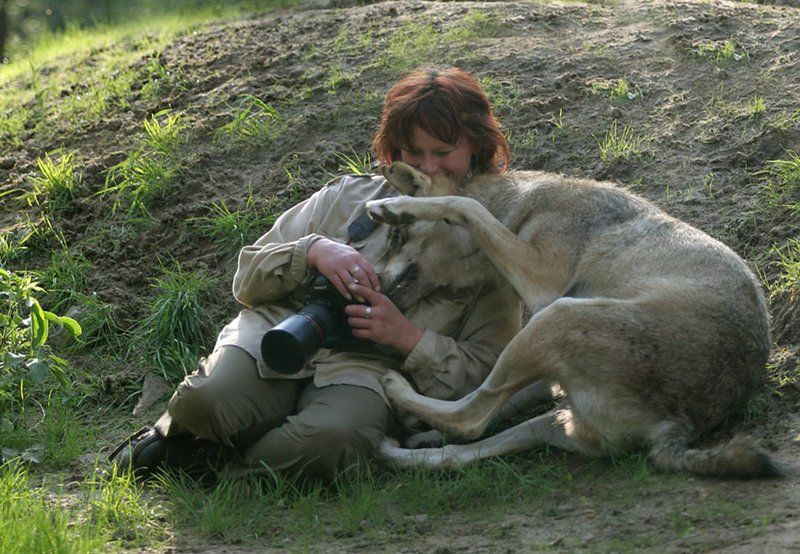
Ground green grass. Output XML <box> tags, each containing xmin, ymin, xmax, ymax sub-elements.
<box><xmin>766</xmin><ymin>151</ymin><xmax>800</xmax><ymax>195</ymax></box>
<box><xmin>191</xmin><ymin>186</ymin><xmax>282</xmax><ymax>253</ymax></box>
<box><xmin>768</xmin><ymin>238</ymin><xmax>800</xmax><ymax>298</ymax></box>
<box><xmin>596</xmin><ymin>121</ymin><xmax>649</xmax><ymax>162</ymax></box>
<box><xmin>100</xmin><ymin>110</ymin><xmax>185</xmax><ymax>215</ymax></box>
<box><xmin>333</xmin><ymin>149</ymin><xmax>373</xmax><ymax>175</ymax></box>
<box><xmin>28</xmin><ymin>151</ymin><xmax>81</xmax><ymax>213</ymax></box>
<box><xmin>0</xmin><ymin>462</ymin><xmax>106</xmax><ymax>552</ymax></box>
<box><xmin>378</xmin><ymin>10</ymin><xmax>500</xmax><ymax>74</ymax></box>
<box><xmin>589</xmin><ymin>77</ymin><xmax>640</xmax><ymax>103</ymax></box>
<box><xmin>128</xmin><ymin>261</ymin><xmax>215</xmax><ymax>383</ymax></box>
<box><xmin>214</xmin><ymin>95</ymin><xmax>283</xmax><ymax>149</ymax></box>
<box><xmin>692</xmin><ymin>39</ymin><xmax>748</xmax><ymax>65</ymax></box>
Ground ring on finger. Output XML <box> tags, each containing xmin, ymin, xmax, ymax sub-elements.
<box><xmin>364</xmin><ymin>306</ymin><xmax>372</xmax><ymax>319</ymax></box>
<box><xmin>350</xmin><ymin>264</ymin><xmax>362</xmax><ymax>273</ymax></box>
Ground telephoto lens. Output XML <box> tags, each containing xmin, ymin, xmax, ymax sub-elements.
<box><xmin>260</xmin><ymin>304</ymin><xmax>338</xmax><ymax>374</ymax></box>
<box><xmin>261</xmin><ymin>274</ymin><xmax>350</xmax><ymax>374</ymax></box>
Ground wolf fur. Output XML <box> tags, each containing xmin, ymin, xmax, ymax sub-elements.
<box><xmin>366</xmin><ymin>162</ymin><xmax>780</xmax><ymax>478</ymax></box>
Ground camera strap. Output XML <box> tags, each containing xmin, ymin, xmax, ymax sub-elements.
<box><xmin>346</xmin><ymin>188</ymin><xmax>399</xmax><ymax>242</ymax></box>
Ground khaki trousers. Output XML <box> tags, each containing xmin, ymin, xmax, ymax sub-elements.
<box><xmin>154</xmin><ymin>346</ymin><xmax>390</xmax><ymax>481</ymax></box>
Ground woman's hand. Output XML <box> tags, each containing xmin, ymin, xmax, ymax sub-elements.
<box><xmin>307</xmin><ymin>238</ymin><xmax>381</xmax><ymax>300</ymax></box>
<box><xmin>345</xmin><ymin>283</ymin><xmax>424</xmax><ymax>356</ymax></box>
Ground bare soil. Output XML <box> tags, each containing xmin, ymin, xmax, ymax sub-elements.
<box><xmin>2</xmin><ymin>0</ymin><xmax>800</xmax><ymax>551</ymax></box>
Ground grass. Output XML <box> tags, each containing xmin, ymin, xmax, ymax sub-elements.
<box><xmin>128</xmin><ymin>261</ymin><xmax>216</xmax><ymax>384</ymax></box>
<box><xmin>596</xmin><ymin>120</ymin><xmax>649</xmax><ymax>162</ymax></box>
<box><xmin>100</xmin><ymin>110</ymin><xmax>185</xmax><ymax>215</ymax></box>
<box><xmin>589</xmin><ymin>77</ymin><xmax>640</xmax><ymax>103</ymax></box>
<box><xmin>29</xmin><ymin>151</ymin><xmax>81</xmax><ymax>213</ymax></box>
<box><xmin>692</xmin><ymin>39</ymin><xmax>748</xmax><ymax>65</ymax></box>
<box><xmin>768</xmin><ymin>239</ymin><xmax>800</xmax><ymax>298</ymax></box>
<box><xmin>191</xmin><ymin>186</ymin><xmax>282</xmax><ymax>253</ymax></box>
<box><xmin>215</xmin><ymin>95</ymin><xmax>284</xmax><ymax>149</ymax></box>
<box><xmin>377</xmin><ymin>10</ymin><xmax>500</xmax><ymax>74</ymax></box>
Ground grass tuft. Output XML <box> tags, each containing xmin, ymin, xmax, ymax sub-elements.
<box><xmin>128</xmin><ymin>260</ymin><xmax>215</xmax><ymax>383</ymax></box>
<box><xmin>29</xmin><ymin>151</ymin><xmax>80</xmax><ymax>213</ymax></box>
<box><xmin>596</xmin><ymin>120</ymin><xmax>649</xmax><ymax>162</ymax></box>
<box><xmin>100</xmin><ymin>110</ymin><xmax>184</xmax><ymax>215</ymax></box>
<box><xmin>215</xmin><ymin>95</ymin><xmax>283</xmax><ymax>149</ymax></box>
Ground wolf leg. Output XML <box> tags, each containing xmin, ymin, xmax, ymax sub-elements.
<box><xmin>367</xmin><ymin>195</ymin><xmax>570</xmax><ymax>310</ymax></box>
<box><xmin>378</xmin><ymin>408</ymin><xmax>597</xmax><ymax>470</ymax></box>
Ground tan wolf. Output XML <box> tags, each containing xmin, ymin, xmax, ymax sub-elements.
<box><xmin>366</xmin><ymin>162</ymin><xmax>781</xmax><ymax>478</ymax></box>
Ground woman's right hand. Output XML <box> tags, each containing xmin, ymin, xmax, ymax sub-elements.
<box><xmin>307</xmin><ymin>238</ymin><xmax>381</xmax><ymax>300</ymax></box>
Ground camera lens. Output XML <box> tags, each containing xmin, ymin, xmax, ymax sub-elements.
<box><xmin>261</xmin><ymin>303</ymin><xmax>337</xmax><ymax>374</ymax></box>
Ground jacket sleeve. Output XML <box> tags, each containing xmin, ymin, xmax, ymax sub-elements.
<box><xmin>232</xmin><ymin>184</ymin><xmax>341</xmax><ymax>308</ymax></box>
<box><xmin>399</xmin><ymin>284</ymin><xmax>522</xmax><ymax>401</ymax></box>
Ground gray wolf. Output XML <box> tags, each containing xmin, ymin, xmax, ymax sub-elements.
<box><xmin>366</xmin><ymin>162</ymin><xmax>781</xmax><ymax>478</ymax></box>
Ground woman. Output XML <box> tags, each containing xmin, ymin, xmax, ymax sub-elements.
<box><xmin>111</xmin><ymin>66</ymin><xmax>521</xmax><ymax>481</ymax></box>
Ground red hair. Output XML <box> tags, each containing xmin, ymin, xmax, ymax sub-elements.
<box><xmin>372</xmin><ymin>66</ymin><xmax>510</xmax><ymax>174</ymax></box>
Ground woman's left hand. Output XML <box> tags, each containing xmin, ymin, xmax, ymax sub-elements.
<box><xmin>344</xmin><ymin>283</ymin><xmax>424</xmax><ymax>356</ymax></box>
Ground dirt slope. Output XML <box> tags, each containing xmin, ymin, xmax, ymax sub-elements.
<box><xmin>2</xmin><ymin>0</ymin><xmax>800</xmax><ymax>551</ymax></box>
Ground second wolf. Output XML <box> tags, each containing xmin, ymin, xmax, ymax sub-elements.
<box><xmin>367</xmin><ymin>162</ymin><xmax>779</xmax><ymax>478</ymax></box>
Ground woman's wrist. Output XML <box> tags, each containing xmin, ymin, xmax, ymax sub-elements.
<box><xmin>306</xmin><ymin>237</ymin><xmax>331</xmax><ymax>269</ymax></box>
<box><xmin>395</xmin><ymin>323</ymin><xmax>424</xmax><ymax>357</ymax></box>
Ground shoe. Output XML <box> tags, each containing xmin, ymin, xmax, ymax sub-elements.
<box><xmin>109</xmin><ymin>426</ymin><xmax>234</xmax><ymax>478</ymax></box>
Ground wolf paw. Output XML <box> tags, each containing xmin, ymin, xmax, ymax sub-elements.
<box><xmin>381</xmin><ymin>162</ymin><xmax>430</xmax><ymax>195</ymax></box>
<box><xmin>380</xmin><ymin>369</ymin><xmax>414</xmax><ymax>402</ymax></box>
<box><xmin>366</xmin><ymin>198</ymin><xmax>417</xmax><ymax>226</ymax></box>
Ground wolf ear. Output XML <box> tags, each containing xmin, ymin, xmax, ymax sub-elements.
<box><xmin>380</xmin><ymin>162</ymin><xmax>429</xmax><ymax>196</ymax></box>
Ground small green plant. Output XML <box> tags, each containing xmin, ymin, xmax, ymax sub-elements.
<box><xmin>596</xmin><ymin>121</ymin><xmax>648</xmax><ymax>162</ymax></box>
<box><xmin>0</xmin><ymin>269</ymin><xmax>81</xmax><ymax>444</ymax></box>
<box><xmin>692</xmin><ymin>39</ymin><xmax>747</xmax><ymax>65</ymax></box>
<box><xmin>765</xmin><ymin>151</ymin><xmax>800</xmax><ymax>195</ymax></box>
<box><xmin>589</xmin><ymin>77</ymin><xmax>640</xmax><ymax>103</ymax></box>
<box><xmin>128</xmin><ymin>261</ymin><xmax>215</xmax><ymax>383</ymax></box>
<box><xmin>100</xmin><ymin>110</ymin><xmax>184</xmax><ymax>214</ymax></box>
<box><xmin>38</xmin><ymin>247</ymin><xmax>92</xmax><ymax>312</ymax></box>
<box><xmin>192</xmin><ymin>187</ymin><xmax>280</xmax><ymax>253</ymax></box>
<box><xmin>334</xmin><ymin>149</ymin><xmax>373</xmax><ymax>175</ymax></box>
<box><xmin>28</xmin><ymin>151</ymin><xmax>80</xmax><ymax>212</ymax></box>
<box><xmin>215</xmin><ymin>95</ymin><xmax>282</xmax><ymax>149</ymax></box>
<box><xmin>379</xmin><ymin>10</ymin><xmax>499</xmax><ymax>73</ymax></box>
<box><xmin>745</xmin><ymin>94</ymin><xmax>767</xmax><ymax>117</ymax></box>
<box><xmin>768</xmin><ymin>239</ymin><xmax>800</xmax><ymax>298</ymax></box>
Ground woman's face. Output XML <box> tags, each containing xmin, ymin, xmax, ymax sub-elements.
<box><xmin>400</xmin><ymin>125</ymin><xmax>475</xmax><ymax>180</ymax></box>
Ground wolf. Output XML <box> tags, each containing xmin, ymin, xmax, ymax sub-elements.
<box><xmin>366</xmin><ymin>162</ymin><xmax>781</xmax><ymax>478</ymax></box>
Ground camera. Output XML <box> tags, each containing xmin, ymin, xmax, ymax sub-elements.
<box><xmin>260</xmin><ymin>274</ymin><xmax>365</xmax><ymax>374</ymax></box>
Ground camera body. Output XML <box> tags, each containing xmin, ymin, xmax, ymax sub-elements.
<box><xmin>260</xmin><ymin>274</ymin><xmax>365</xmax><ymax>374</ymax></box>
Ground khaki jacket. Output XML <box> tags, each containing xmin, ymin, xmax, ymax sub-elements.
<box><xmin>215</xmin><ymin>174</ymin><xmax>521</xmax><ymax>404</ymax></box>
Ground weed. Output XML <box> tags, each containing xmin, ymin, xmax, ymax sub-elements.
<box><xmin>692</xmin><ymin>39</ymin><xmax>748</xmax><ymax>65</ymax></box>
<box><xmin>379</xmin><ymin>10</ymin><xmax>499</xmax><ymax>73</ymax></box>
<box><xmin>29</xmin><ymin>151</ymin><xmax>80</xmax><ymax>213</ymax></box>
<box><xmin>764</xmin><ymin>151</ymin><xmax>800</xmax><ymax>195</ymax></box>
<box><xmin>334</xmin><ymin>148</ymin><xmax>373</xmax><ymax>175</ymax></box>
<box><xmin>768</xmin><ymin>239</ymin><xmax>800</xmax><ymax>297</ymax></box>
<box><xmin>38</xmin><ymin>247</ymin><xmax>92</xmax><ymax>312</ymax></box>
<box><xmin>128</xmin><ymin>261</ymin><xmax>215</xmax><ymax>383</ymax></box>
<box><xmin>191</xmin><ymin>187</ymin><xmax>281</xmax><ymax>253</ymax></box>
<box><xmin>86</xmin><ymin>465</ymin><xmax>166</xmax><ymax>546</ymax></box>
<box><xmin>589</xmin><ymin>77</ymin><xmax>640</xmax><ymax>103</ymax></box>
<box><xmin>745</xmin><ymin>94</ymin><xmax>767</xmax><ymax>117</ymax></box>
<box><xmin>215</xmin><ymin>96</ymin><xmax>283</xmax><ymax>149</ymax></box>
<box><xmin>100</xmin><ymin>110</ymin><xmax>184</xmax><ymax>215</ymax></box>
<box><xmin>596</xmin><ymin>121</ymin><xmax>648</xmax><ymax>162</ymax></box>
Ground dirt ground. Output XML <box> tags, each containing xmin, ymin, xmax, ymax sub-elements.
<box><xmin>3</xmin><ymin>0</ymin><xmax>800</xmax><ymax>551</ymax></box>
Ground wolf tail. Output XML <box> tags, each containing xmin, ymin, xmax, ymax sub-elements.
<box><xmin>649</xmin><ymin>428</ymin><xmax>783</xmax><ymax>478</ymax></box>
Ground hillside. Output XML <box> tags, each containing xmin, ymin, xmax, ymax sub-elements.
<box><xmin>1</xmin><ymin>0</ymin><xmax>799</xmax><ymax>551</ymax></box>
